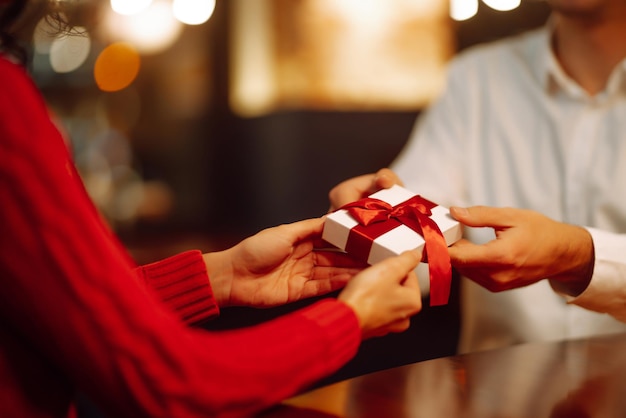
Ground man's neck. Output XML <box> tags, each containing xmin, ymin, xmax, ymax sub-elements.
<box><xmin>552</xmin><ymin>10</ymin><xmax>626</xmax><ymax>95</ymax></box>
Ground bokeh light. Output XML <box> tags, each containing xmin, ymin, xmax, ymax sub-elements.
<box><xmin>450</xmin><ymin>0</ymin><xmax>479</xmax><ymax>21</ymax></box>
<box><xmin>110</xmin><ymin>0</ymin><xmax>153</xmax><ymax>16</ymax></box>
<box><xmin>102</xmin><ymin>0</ymin><xmax>183</xmax><ymax>54</ymax></box>
<box><xmin>172</xmin><ymin>0</ymin><xmax>216</xmax><ymax>25</ymax></box>
<box><xmin>482</xmin><ymin>0</ymin><xmax>521</xmax><ymax>12</ymax></box>
<box><xmin>49</xmin><ymin>28</ymin><xmax>91</xmax><ymax>73</ymax></box>
<box><xmin>94</xmin><ymin>42</ymin><xmax>141</xmax><ymax>92</ymax></box>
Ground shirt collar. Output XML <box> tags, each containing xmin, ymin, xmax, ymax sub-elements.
<box><xmin>540</xmin><ymin>17</ymin><xmax>626</xmax><ymax>100</ymax></box>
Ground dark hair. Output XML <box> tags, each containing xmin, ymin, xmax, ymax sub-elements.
<box><xmin>0</xmin><ymin>0</ymin><xmax>69</xmax><ymax>65</ymax></box>
<box><xmin>0</xmin><ymin>1</ymin><xmax>29</xmax><ymax>63</ymax></box>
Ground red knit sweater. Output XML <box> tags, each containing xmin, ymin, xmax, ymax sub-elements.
<box><xmin>0</xmin><ymin>56</ymin><xmax>361</xmax><ymax>418</ymax></box>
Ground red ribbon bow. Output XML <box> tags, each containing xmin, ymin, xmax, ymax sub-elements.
<box><xmin>339</xmin><ymin>195</ymin><xmax>451</xmax><ymax>306</ymax></box>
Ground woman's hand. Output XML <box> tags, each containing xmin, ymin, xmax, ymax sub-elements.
<box><xmin>339</xmin><ymin>250</ymin><xmax>422</xmax><ymax>340</ymax></box>
<box><xmin>203</xmin><ymin>217</ymin><xmax>367</xmax><ymax>308</ymax></box>
<box><xmin>328</xmin><ymin>168</ymin><xmax>402</xmax><ymax>211</ymax></box>
<box><xmin>448</xmin><ymin>206</ymin><xmax>594</xmax><ymax>296</ymax></box>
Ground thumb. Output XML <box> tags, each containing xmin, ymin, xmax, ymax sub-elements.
<box><xmin>373</xmin><ymin>168</ymin><xmax>404</xmax><ymax>189</ymax></box>
<box><xmin>390</xmin><ymin>249</ymin><xmax>422</xmax><ymax>283</ymax></box>
<box><xmin>370</xmin><ymin>249</ymin><xmax>422</xmax><ymax>284</ymax></box>
<box><xmin>449</xmin><ymin>206</ymin><xmax>513</xmax><ymax>229</ymax></box>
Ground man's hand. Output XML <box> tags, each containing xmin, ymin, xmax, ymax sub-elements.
<box><xmin>328</xmin><ymin>168</ymin><xmax>402</xmax><ymax>211</ymax></box>
<box><xmin>448</xmin><ymin>206</ymin><xmax>594</xmax><ymax>296</ymax></box>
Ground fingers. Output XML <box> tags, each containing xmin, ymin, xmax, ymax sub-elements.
<box><xmin>450</xmin><ymin>206</ymin><xmax>517</xmax><ymax>228</ymax></box>
<box><xmin>399</xmin><ymin>271</ymin><xmax>422</xmax><ymax>317</ymax></box>
<box><xmin>448</xmin><ymin>239</ymin><xmax>498</xmax><ymax>266</ymax></box>
<box><xmin>338</xmin><ymin>249</ymin><xmax>422</xmax><ymax>337</ymax></box>
<box><xmin>371</xmin><ymin>249</ymin><xmax>422</xmax><ymax>284</ymax></box>
<box><xmin>402</xmin><ymin>270</ymin><xmax>420</xmax><ymax>291</ymax></box>
<box><xmin>448</xmin><ymin>206</ymin><xmax>526</xmax><ymax>267</ymax></box>
<box><xmin>369</xmin><ymin>318</ymin><xmax>412</xmax><ymax>337</ymax></box>
<box><xmin>328</xmin><ymin>168</ymin><xmax>402</xmax><ymax>211</ymax></box>
<box><xmin>328</xmin><ymin>173</ymin><xmax>376</xmax><ymax>211</ymax></box>
<box><xmin>373</xmin><ymin>168</ymin><xmax>403</xmax><ymax>189</ymax></box>
<box><xmin>275</xmin><ymin>217</ymin><xmax>326</xmax><ymax>242</ymax></box>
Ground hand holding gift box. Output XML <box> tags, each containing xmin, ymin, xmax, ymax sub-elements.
<box><xmin>322</xmin><ymin>185</ymin><xmax>462</xmax><ymax>306</ymax></box>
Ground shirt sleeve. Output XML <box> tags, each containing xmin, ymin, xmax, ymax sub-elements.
<box><xmin>0</xmin><ymin>58</ymin><xmax>361</xmax><ymax>418</ymax></box>
<box><xmin>564</xmin><ymin>227</ymin><xmax>626</xmax><ymax>323</ymax></box>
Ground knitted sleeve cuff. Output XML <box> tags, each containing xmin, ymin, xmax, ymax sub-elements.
<box><xmin>137</xmin><ymin>250</ymin><xmax>220</xmax><ymax>325</ymax></box>
<box><xmin>300</xmin><ymin>299</ymin><xmax>362</xmax><ymax>369</ymax></box>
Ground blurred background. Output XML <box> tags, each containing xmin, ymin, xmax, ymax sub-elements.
<box><xmin>33</xmin><ymin>0</ymin><xmax>550</xmax><ymax>259</ymax></box>
<box><xmin>33</xmin><ymin>0</ymin><xmax>551</xmax><ymax>387</ymax></box>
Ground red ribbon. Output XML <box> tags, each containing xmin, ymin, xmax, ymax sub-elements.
<box><xmin>339</xmin><ymin>195</ymin><xmax>451</xmax><ymax>306</ymax></box>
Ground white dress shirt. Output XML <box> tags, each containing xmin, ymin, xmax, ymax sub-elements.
<box><xmin>392</xmin><ymin>24</ymin><xmax>626</xmax><ymax>353</ymax></box>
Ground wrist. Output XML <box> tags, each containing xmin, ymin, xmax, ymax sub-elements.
<box><xmin>202</xmin><ymin>250</ymin><xmax>234</xmax><ymax>307</ymax></box>
<box><xmin>549</xmin><ymin>226</ymin><xmax>595</xmax><ymax>297</ymax></box>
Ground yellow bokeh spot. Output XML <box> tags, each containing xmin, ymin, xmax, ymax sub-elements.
<box><xmin>94</xmin><ymin>42</ymin><xmax>141</xmax><ymax>92</ymax></box>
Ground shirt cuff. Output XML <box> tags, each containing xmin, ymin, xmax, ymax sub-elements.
<box><xmin>562</xmin><ymin>228</ymin><xmax>626</xmax><ymax>323</ymax></box>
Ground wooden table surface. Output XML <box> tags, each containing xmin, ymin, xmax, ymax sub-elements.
<box><xmin>258</xmin><ymin>332</ymin><xmax>626</xmax><ymax>418</ymax></box>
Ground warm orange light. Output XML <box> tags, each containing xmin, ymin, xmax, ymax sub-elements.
<box><xmin>94</xmin><ymin>42</ymin><xmax>141</xmax><ymax>92</ymax></box>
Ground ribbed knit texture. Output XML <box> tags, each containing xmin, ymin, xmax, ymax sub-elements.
<box><xmin>0</xmin><ymin>56</ymin><xmax>361</xmax><ymax>418</ymax></box>
<box><xmin>138</xmin><ymin>250</ymin><xmax>220</xmax><ymax>325</ymax></box>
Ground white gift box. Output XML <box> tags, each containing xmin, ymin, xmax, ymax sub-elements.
<box><xmin>322</xmin><ymin>185</ymin><xmax>462</xmax><ymax>266</ymax></box>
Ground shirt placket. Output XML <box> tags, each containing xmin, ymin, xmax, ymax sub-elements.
<box><xmin>564</xmin><ymin>98</ymin><xmax>604</xmax><ymax>337</ymax></box>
